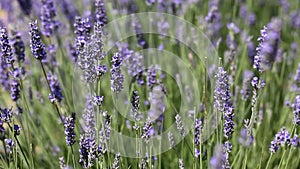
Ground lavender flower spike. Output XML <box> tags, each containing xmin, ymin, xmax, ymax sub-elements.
<box><xmin>64</xmin><ymin>112</ymin><xmax>76</xmax><ymax>146</ymax></box>
<box><xmin>293</xmin><ymin>95</ymin><xmax>300</xmax><ymax>125</ymax></box>
<box><xmin>214</xmin><ymin>67</ymin><xmax>235</xmax><ymax>138</ymax></box>
<box><xmin>253</xmin><ymin>26</ymin><xmax>267</xmax><ymax>73</ymax></box>
<box><xmin>40</xmin><ymin>0</ymin><xmax>60</xmax><ymax>37</ymax></box>
<box><xmin>11</xmin><ymin>31</ymin><xmax>25</xmax><ymax>63</ymax></box>
<box><xmin>0</xmin><ymin>27</ymin><xmax>14</xmax><ymax>67</ymax></box>
<box><xmin>47</xmin><ymin>73</ymin><xmax>63</xmax><ymax>103</ymax></box>
<box><xmin>95</xmin><ymin>0</ymin><xmax>107</xmax><ymax>27</ymax></box>
<box><xmin>111</xmin><ymin>53</ymin><xmax>124</xmax><ymax>93</ymax></box>
<box><xmin>29</xmin><ymin>20</ymin><xmax>47</xmax><ymax>60</ymax></box>
<box><xmin>269</xmin><ymin>127</ymin><xmax>291</xmax><ymax>153</ymax></box>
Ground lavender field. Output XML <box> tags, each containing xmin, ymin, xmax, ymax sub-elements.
<box><xmin>0</xmin><ymin>0</ymin><xmax>300</xmax><ymax>168</ymax></box>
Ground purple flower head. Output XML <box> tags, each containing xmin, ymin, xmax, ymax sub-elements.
<box><xmin>0</xmin><ymin>107</ymin><xmax>13</xmax><ymax>123</ymax></box>
<box><xmin>255</xmin><ymin>19</ymin><xmax>282</xmax><ymax>73</ymax></box>
<box><xmin>111</xmin><ymin>53</ymin><xmax>124</xmax><ymax>93</ymax></box>
<box><xmin>194</xmin><ymin>118</ymin><xmax>203</xmax><ymax>146</ymax></box>
<box><xmin>40</xmin><ymin>0</ymin><xmax>60</xmax><ymax>37</ymax></box>
<box><xmin>214</xmin><ymin>67</ymin><xmax>235</xmax><ymax>138</ymax></box>
<box><xmin>168</xmin><ymin>131</ymin><xmax>175</xmax><ymax>148</ymax></box>
<box><xmin>94</xmin><ymin>0</ymin><xmax>107</xmax><ymax>27</ymax></box>
<box><xmin>29</xmin><ymin>20</ymin><xmax>47</xmax><ymax>60</ymax></box>
<box><xmin>178</xmin><ymin>158</ymin><xmax>185</xmax><ymax>169</ymax></box>
<box><xmin>47</xmin><ymin>73</ymin><xmax>63</xmax><ymax>103</ymax></box>
<box><xmin>13</xmin><ymin>124</ymin><xmax>22</xmax><ymax>136</ymax></box>
<box><xmin>11</xmin><ymin>31</ymin><xmax>25</xmax><ymax>63</ymax></box>
<box><xmin>0</xmin><ymin>27</ymin><xmax>14</xmax><ymax>67</ymax></box>
<box><xmin>269</xmin><ymin>127</ymin><xmax>291</xmax><ymax>153</ymax></box>
<box><xmin>293</xmin><ymin>95</ymin><xmax>300</xmax><ymax>125</ymax></box>
<box><xmin>227</xmin><ymin>22</ymin><xmax>240</xmax><ymax>34</ymax></box>
<box><xmin>79</xmin><ymin>134</ymin><xmax>100</xmax><ymax>168</ymax></box>
<box><xmin>147</xmin><ymin>65</ymin><xmax>159</xmax><ymax>89</ymax></box>
<box><xmin>10</xmin><ymin>79</ymin><xmax>20</xmax><ymax>101</ymax></box>
<box><xmin>291</xmin><ymin>135</ymin><xmax>300</xmax><ymax>147</ymax></box>
<box><xmin>74</xmin><ymin>16</ymin><xmax>92</xmax><ymax>52</ymax></box>
<box><xmin>112</xmin><ymin>153</ymin><xmax>120</xmax><ymax>169</ymax></box>
<box><xmin>4</xmin><ymin>138</ymin><xmax>15</xmax><ymax>154</ymax></box>
<box><xmin>175</xmin><ymin>114</ymin><xmax>185</xmax><ymax>137</ymax></box>
<box><xmin>141</xmin><ymin>120</ymin><xmax>153</xmax><ymax>143</ymax></box>
<box><xmin>64</xmin><ymin>112</ymin><xmax>76</xmax><ymax>146</ymax></box>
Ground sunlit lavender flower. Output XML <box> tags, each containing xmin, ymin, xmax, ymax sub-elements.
<box><xmin>175</xmin><ymin>114</ymin><xmax>185</xmax><ymax>137</ymax></box>
<box><xmin>178</xmin><ymin>158</ymin><xmax>185</xmax><ymax>169</ymax></box>
<box><xmin>141</xmin><ymin>120</ymin><xmax>153</xmax><ymax>143</ymax></box>
<box><xmin>291</xmin><ymin>135</ymin><xmax>300</xmax><ymax>147</ymax></box>
<box><xmin>194</xmin><ymin>118</ymin><xmax>202</xmax><ymax>146</ymax></box>
<box><xmin>292</xmin><ymin>95</ymin><xmax>300</xmax><ymax>125</ymax></box>
<box><xmin>255</xmin><ymin>19</ymin><xmax>282</xmax><ymax>72</ymax></box>
<box><xmin>168</xmin><ymin>131</ymin><xmax>175</xmax><ymax>148</ymax></box>
<box><xmin>0</xmin><ymin>27</ymin><xmax>14</xmax><ymax>67</ymax></box>
<box><xmin>59</xmin><ymin>156</ymin><xmax>71</xmax><ymax>169</ymax></box>
<box><xmin>253</xmin><ymin>26</ymin><xmax>267</xmax><ymax>72</ymax></box>
<box><xmin>11</xmin><ymin>31</ymin><xmax>25</xmax><ymax>63</ymax></box>
<box><xmin>47</xmin><ymin>73</ymin><xmax>63</xmax><ymax>103</ymax></box>
<box><xmin>4</xmin><ymin>138</ymin><xmax>15</xmax><ymax>154</ymax></box>
<box><xmin>83</xmin><ymin>95</ymin><xmax>96</xmax><ymax>140</ymax></box>
<box><xmin>0</xmin><ymin>107</ymin><xmax>13</xmax><ymax>123</ymax></box>
<box><xmin>79</xmin><ymin>134</ymin><xmax>100</xmax><ymax>168</ymax></box>
<box><xmin>95</xmin><ymin>0</ymin><xmax>107</xmax><ymax>27</ymax></box>
<box><xmin>147</xmin><ymin>65</ymin><xmax>159</xmax><ymax>89</ymax></box>
<box><xmin>269</xmin><ymin>127</ymin><xmax>291</xmax><ymax>153</ymax></box>
<box><xmin>13</xmin><ymin>124</ymin><xmax>22</xmax><ymax>136</ymax></box>
<box><xmin>240</xmin><ymin>70</ymin><xmax>254</xmax><ymax>100</ymax></box>
<box><xmin>112</xmin><ymin>153</ymin><xmax>120</xmax><ymax>169</ymax></box>
<box><xmin>17</xmin><ymin>0</ymin><xmax>32</xmax><ymax>15</ymax></box>
<box><xmin>40</xmin><ymin>0</ymin><xmax>60</xmax><ymax>37</ymax></box>
<box><xmin>10</xmin><ymin>80</ymin><xmax>20</xmax><ymax>101</ymax></box>
<box><xmin>29</xmin><ymin>20</ymin><xmax>47</xmax><ymax>60</ymax></box>
<box><xmin>214</xmin><ymin>67</ymin><xmax>235</xmax><ymax>138</ymax></box>
<box><xmin>111</xmin><ymin>53</ymin><xmax>124</xmax><ymax>93</ymax></box>
<box><xmin>91</xmin><ymin>95</ymin><xmax>104</xmax><ymax>106</ymax></box>
<box><xmin>74</xmin><ymin>16</ymin><xmax>91</xmax><ymax>52</ymax></box>
<box><xmin>64</xmin><ymin>112</ymin><xmax>76</xmax><ymax>146</ymax></box>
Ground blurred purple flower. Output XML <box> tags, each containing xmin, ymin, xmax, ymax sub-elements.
<box><xmin>40</xmin><ymin>0</ymin><xmax>60</xmax><ymax>37</ymax></box>
<box><xmin>111</xmin><ymin>53</ymin><xmax>124</xmax><ymax>93</ymax></box>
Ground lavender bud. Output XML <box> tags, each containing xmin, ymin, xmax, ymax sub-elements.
<box><xmin>168</xmin><ymin>131</ymin><xmax>175</xmax><ymax>148</ymax></box>
<box><xmin>13</xmin><ymin>124</ymin><xmax>22</xmax><ymax>136</ymax></box>
<box><xmin>10</xmin><ymin>79</ymin><xmax>20</xmax><ymax>101</ymax></box>
<box><xmin>175</xmin><ymin>114</ymin><xmax>185</xmax><ymax>137</ymax></box>
<box><xmin>64</xmin><ymin>112</ymin><xmax>76</xmax><ymax>146</ymax></box>
<box><xmin>95</xmin><ymin>0</ymin><xmax>107</xmax><ymax>27</ymax></box>
<box><xmin>4</xmin><ymin>138</ymin><xmax>15</xmax><ymax>154</ymax></box>
<box><xmin>240</xmin><ymin>70</ymin><xmax>254</xmax><ymax>100</ymax></box>
<box><xmin>29</xmin><ymin>20</ymin><xmax>47</xmax><ymax>60</ymax></box>
<box><xmin>141</xmin><ymin>120</ymin><xmax>153</xmax><ymax>143</ymax></box>
<box><xmin>47</xmin><ymin>73</ymin><xmax>63</xmax><ymax>103</ymax></box>
<box><xmin>0</xmin><ymin>27</ymin><xmax>14</xmax><ymax>67</ymax></box>
<box><xmin>0</xmin><ymin>107</ymin><xmax>13</xmax><ymax>123</ymax></box>
<box><xmin>111</xmin><ymin>53</ymin><xmax>124</xmax><ymax>93</ymax></box>
<box><xmin>112</xmin><ymin>153</ymin><xmax>121</xmax><ymax>169</ymax></box>
<box><xmin>293</xmin><ymin>95</ymin><xmax>300</xmax><ymax>125</ymax></box>
<box><xmin>194</xmin><ymin>118</ymin><xmax>203</xmax><ymax>146</ymax></box>
<box><xmin>11</xmin><ymin>31</ymin><xmax>25</xmax><ymax>63</ymax></box>
<box><xmin>178</xmin><ymin>158</ymin><xmax>185</xmax><ymax>169</ymax></box>
<box><xmin>269</xmin><ymin>127</ymin><xmax>291</xmax><ymax>153</ymax></box>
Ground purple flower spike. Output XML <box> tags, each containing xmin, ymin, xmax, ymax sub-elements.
<box><xmin>29</xmin><ymin>20</ymin><xmax>47</xmax><ymax>60</ymax></box>
<box><xmin>64</xmin><ymin>112</ymin><xmax>76</xmax><ymax>146</ymax></box>
<box><xmin>40</xmin><ymin>0</ymin><xmax>60</xmax><ymax>37</ymax></box>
